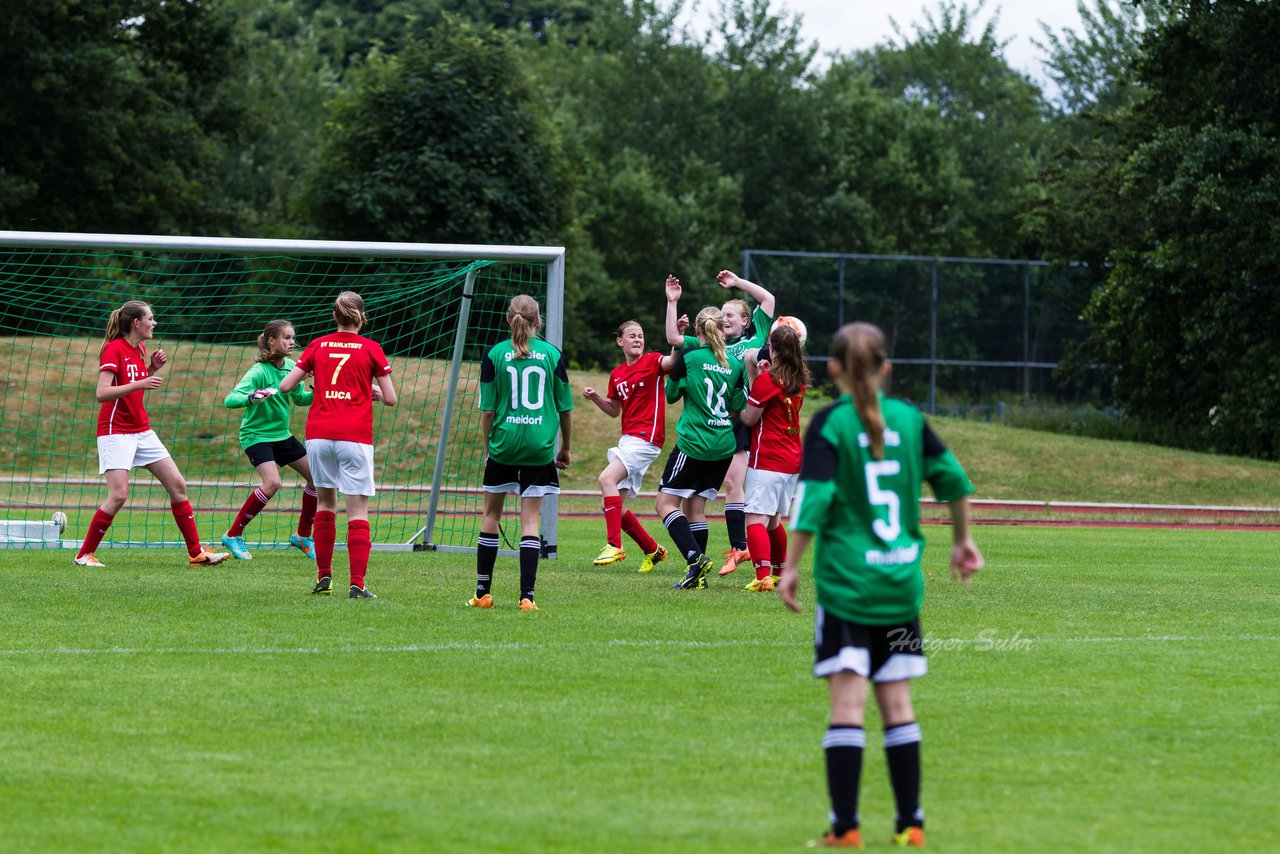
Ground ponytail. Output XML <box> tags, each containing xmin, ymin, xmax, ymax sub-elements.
<box><xmin>101</xmin><ymin>300</ymin><xmax>150</xmax><ymax>354</ymax></box>
<box><xmin>831</xmin><ymin>322</ymin><xmax>888</xmax><ymax>459</ymax></box>
<box><xmin>256</xmin><ymin>319</ymin><xmax>294</xmax><ymax>363</ymax></box>
<box><xmin>507</xmin><ymin>294</ymin><xmax>542</xmax><ymax>358</ymax></box>
<box><xmin>694</xmin><ymin>306</ymin><xmax>728</xmax><ymax>367</ymax></box>
<box><xmin>767</xmin><ymin>325</ymin><xmax>811</xmax><ymax>396</ymax></box>
<box><xmin>334</xmin><ymin>291</ymin><xmax>367</xmax><ymax>330</ymax></box>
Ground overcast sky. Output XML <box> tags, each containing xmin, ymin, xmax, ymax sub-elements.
<box><xmin>679</xmin><ymin>0</ymin><xmax>1092</xmax><ymax>86</ymax></box>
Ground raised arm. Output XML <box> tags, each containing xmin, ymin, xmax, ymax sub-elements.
<box><xmin>664</xmin><ymin>275</ymin><xmax>686</xmax><ymax>349</ymax></box>
<box><xmin>583</xmin><ymin>386</ymin><xmax>621</xmax><ymax>418</ymax></box>
<box><xmin>717</xmin><ymin>270</ymin><xmax>776</xmax><ymax>318</ymax></box>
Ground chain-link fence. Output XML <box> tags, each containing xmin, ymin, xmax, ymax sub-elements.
<box><xmin>742</xmin><ymin>249</ymin><xmax>1107</xmax><ymax>412</ymax></box>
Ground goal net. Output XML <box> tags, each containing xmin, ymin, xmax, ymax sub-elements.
<box><xmin>0</xmin><ymin>231</ymin><xmax>565</xmax><ymax>555</ymax></box>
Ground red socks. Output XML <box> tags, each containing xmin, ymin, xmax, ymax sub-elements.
<box><xmin>77</xmin><ymin>509</ymin><xmax>115</xmax><ymax>558</ymax></box>
<box><xmin>746</xmin><ymin>523</ymin><xmax>774</xmax><ymax>581</ymax></box>
<box><xmin>228</xmin><ymin>488</ymin><xmax>270</xmax><ymax>537</ymax></box>
<box><xmin>769</xmin><ymin>524</ymin><xmax>788</xmax><ymax>573</ymax></box>
<box><xmin>298</xmin><ymin>486</ymin><xmax>317</xmax><ymax>537</ymax></box>
<box><xmin>348</xmin><ymin>520</ymin><xmax>371</xmax><ymax>589</ymax></box>
<box><xmin>313</xmin><ymin>510</ymin><xmax>336</xmax><ymax>578</ymax></box>
<box><xmin>603</xmin><ymin>496</ymin><xmax>623</xmax><ymax>548</ymax></box>
<box><xmin>621</xmin><ymin>509</ymin><xmax>659</xmax><ymax>554</ymax></box>
<box><xmin>170</xmin><ymin>500</ymin><xmax>202</xmax><ymax>557</ymax></box>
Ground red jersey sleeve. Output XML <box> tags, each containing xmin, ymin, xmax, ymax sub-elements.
<box><xmin>748</xmin><ymin>372</ymin><xmax>780</xmax><ymax>408</ymax></box>
<box><xmin>366</xmin><ymin>339</ymin><xmax>393</xmax><ymax>376</ymax></box>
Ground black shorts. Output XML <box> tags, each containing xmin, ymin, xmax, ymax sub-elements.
<box><xmin>813</xmin><ymin>607</ymin><xmax>928</xmax><ymax>683</ymax></box>
<box><xmin>658</xmin><ymin>449</ymin><xmax>732</xmax><ymax>500</ymax></box>
<box><xmin>245</xmin><ymin>436</ymin><xmax>308</xmax><ymax>468</ymax></box>
<box><xmin>483</xmin><ymin>458</ymin><xmax>560</xmax><ymax>497</ymax></box>
<box><xmin>732</xmin><ymin>421</ymin><xmax>751</xmax><ymax>453</ymax></box>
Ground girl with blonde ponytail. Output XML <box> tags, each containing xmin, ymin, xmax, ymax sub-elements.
<box><xmin>75</xmin><ymin>301</ymin><xmax>229</xmax><ymax>568</ymax></box>
<box><xmin>779</xmin><ymin>321</ymin><xmax>984</xmax><ymax>850</ymax></box>
<box><xmin>655</xmin><ymin>283</ymin><xmax>747</xmax><ymax>592</ymax></box>
<box><xmin>665</xmin><ymin>269</ymin><xmax>778</xmax><ymax>576</ymax></box>
<box><xmin>278</xmin><ymin>291</ymin><xmax>398</xmax><ymax>599</ymax></box>
<box><xmin>469</xmin><ymin>294</ymin><xmax>574</xmax><ymax>611</ymax></box>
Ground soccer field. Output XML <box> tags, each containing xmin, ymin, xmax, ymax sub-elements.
<box><xmin>1</xmin><ymin>521</ymin><xmax>1276</xmax><ymax>852</ymax></box>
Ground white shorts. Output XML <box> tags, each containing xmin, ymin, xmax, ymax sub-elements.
<box><xmin>306</xmin><ymin>439</ymin><xmax>376</xmax><ymax>497</ymax></box>
<box><xmin>98</xmin><ymin>430</ymin><xmax>171</xmax><ymax>474</ymax></box>
<box><xmin>744</xmin><ymin>468</ymin><xmax>799</xmax><ymax>517</ymax></box>
<box><xmin>606</xmin><ymin>435</ymin><xmax>662</xmax><ymax>498</ymax></box>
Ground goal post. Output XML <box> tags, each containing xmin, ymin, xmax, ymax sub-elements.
<box><xmin>0</xmin><ymin>230</ymin><xmax>566</xmax><ymax>556</ymax></box>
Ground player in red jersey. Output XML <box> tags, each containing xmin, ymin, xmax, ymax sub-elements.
<box><xmin>279</xmin><ymin>291</ymin><xmax>398</xmax><ymax>599</ymax></box>
<box><xmin>582</xmin><ymin>296</ymin><xmax>682</xmax><ymax>572</ymax></box>
<box><xmin>73</xmin><ymin>300</ymin><xmax>229</xmax><ymax>568</ymax></box>
<box><xmin>735</xmin><ymin>324</ymin><xmax>809</xmax><ymax>591</ymax></box>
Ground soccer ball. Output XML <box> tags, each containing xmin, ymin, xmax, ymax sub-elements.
<box><xmin>52</xmin><ymin>511</ymin><xmax>67</xmax><ymax>534</ymax></box>
<box><xmin>770</xmin><ymin>315</ymin><xmax>808</xmax><ymax>345</ymax></box>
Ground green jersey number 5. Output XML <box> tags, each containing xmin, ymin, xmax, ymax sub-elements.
<box><xmin>865</xmin><ymin>460</ymin><xmax>902</xmax><ymax>541</ymax></box>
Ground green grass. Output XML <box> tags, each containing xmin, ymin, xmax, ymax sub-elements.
<box><xmin>2</xmin><ymin>520</ymin><xmax>1278</xmax><ymax>852</ymax></box>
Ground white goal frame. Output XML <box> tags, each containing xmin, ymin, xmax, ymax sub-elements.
<box><xmin>0</xmin><ymin>230</ymin><xmax>566</xmax><ymax>557</ymax></box>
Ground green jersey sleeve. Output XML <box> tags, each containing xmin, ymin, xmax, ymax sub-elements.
<box><xmin>553</xmin><ymin>353</ymin><xmax>574</xmax><ymax>412</ymax></box>
<box><xmin>225</xmin><ymin>363</ymin><xmax>265</xmax><ymax>409</ymax></box>
<box><xmin>479</xmin><ymin>350</ymin><xmax>498</xmax><ymax>411</ymax></box>
<box><xmin>922</xmin><ymin>421</ymin><xmax>974</xmax><ymax>502</ymax></box>
<box><xmin>791</xmin><ymin>405</ymin><xmax>840</xmax><ymax>534</ymax></box>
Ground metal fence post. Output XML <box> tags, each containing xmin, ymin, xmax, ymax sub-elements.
<box><xmin>930</xmin><ymin>261</ymin><xmax>938</xmax><ymax>415</ymax></box>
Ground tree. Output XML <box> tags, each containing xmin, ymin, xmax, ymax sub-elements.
<box><xmin>304</xmin><ymin>16</ymin><xmax>572</xmax><ymax>246</ymax></box>
<box><xmin>1078</xmin><ymin>0</ymin><xmax>1280</xmax><ymax>458</ymax></box>
<box><xmin>854</xmin><ymin>1</ymin><xmax>1050</xmax><ymax>258</ymax></box>
<box><xmin>0</xmin><ymin>0</ymin><xmax>249</xmax><ymax>234</ymax></box>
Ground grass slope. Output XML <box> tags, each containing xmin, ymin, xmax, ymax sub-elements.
<box><xmin>2</xmin><ymin>520</ymin><xmax>1278</xmax><ymax>852</ymax></box>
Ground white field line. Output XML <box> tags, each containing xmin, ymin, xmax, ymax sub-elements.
<box><xmin>1</xmin><ymin>635</ymin><xmax>1277</xmax><ymax>657</ymax></box>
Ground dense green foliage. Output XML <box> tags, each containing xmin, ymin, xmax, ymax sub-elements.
<box><xmin>2</xmin><ymin>0</ymin><xmax>1277</xmax><ymax>456</ymax></box>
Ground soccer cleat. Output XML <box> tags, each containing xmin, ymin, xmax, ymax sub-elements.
<box><xmin>592</xmin><ymin>544</ymin><xmax>627</xmax><ymax>566</ymax></box>
<box><xmin>349</xmin><ymin>584</ymin><xmax>377</xmax><ymax>599</ymax></box>
<box><xmin>671</xmin><ymin>554</ymin><xmax>714</xmax><ymax>590</ymax></box>
<box><xmin>289</xmin><ymin>534</ymin><xmax>317</xmax><ymax>559</ymax></box>
<box><xmin>465</xmin><ymin>593</ymin><xmax>494</xmax><ymax>608</ymax></box>
<box><xmin>891</xmin><ymin>827</ymin><xmax>925</xmax><ymax>848</ymax></box>
<box><xmin>638</xmin><ymin>545</ymin><xmax>668</xmax><ymax>573</ymax></box>
<box><xmin>770</xmin><ymin>575</ymin><xmax>781</xmax><ymax>587</ymax></box>
<box><xmin>221</xmin><ymin>534</ymin><xmax>252</xmax><ymax>560</ymax></box>
<box><xmin>718</xmin><ymin>547</ymin><xmax>751</xmax><ymax>576</ymax></box>
<box><xmin>811</xmin><ymin>828</ymin><xmax>863</xmax><ymax>849</ymax></box>
<box><xmin>190</xmin><ymin>548</ymin><xmax>230</xmax><ymax>566</ymax></box>
<box><xmin>312</xmin><ymin>575</ymin><xmax>333</xmax><ymax>595</ymax></box>
<box><xmin>73</xmin><ymin>553</ymin><xmax>106</xmax><ymax>568</ymax></box>
<box><xmin>519</xmin><ymin>597</ymin><xmax>539</xmax><ymax>611</ymax></box>
<box><xmin>743</xmin><ymin>575</ymin><xmax>775</xmax><ymax>592</ymax></box>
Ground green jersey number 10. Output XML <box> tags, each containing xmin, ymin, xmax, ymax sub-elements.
<box><xmin>506</xmin><ymin>364</ymin><xmax>547</xmax><ymax>411</ymax></box>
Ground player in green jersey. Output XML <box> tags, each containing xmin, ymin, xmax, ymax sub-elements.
<box><xmin>222</xmin><ymin>320</ymin><xmax>318</xmax><ymax>561</ymax></box>
<box><xmin>666</xmin><ymin>270</ymin><xmax>776</xmax><ymax>576</ymax></box>
<box><xmin>656</xmin><ymin>305</ymin><xmax>746</xmax><ymax>590</ymax></box>
<box><xmin>468</xmin><ymin>295</ymin><xmax>573</xmax><ymax>611</ymax></box>
<box><xmin>779</xmin><ymin>322</ymin><xmax>983</xmax><ymax>849</ymax></box>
